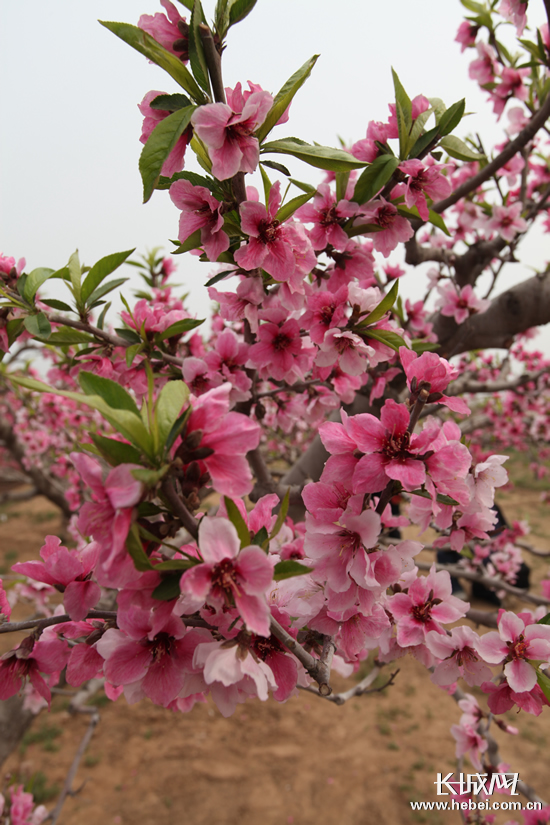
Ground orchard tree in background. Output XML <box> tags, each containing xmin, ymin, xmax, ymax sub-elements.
<box><xmin>1</xmin><ymin>0</ymin><xmax>550</xmax><ymax>820</ymax></box>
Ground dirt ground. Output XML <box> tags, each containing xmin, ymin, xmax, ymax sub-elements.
<box><xmin>1</xmin><ymin>490</ymin><xmax>550</xmax><ymax>825</ymax></box>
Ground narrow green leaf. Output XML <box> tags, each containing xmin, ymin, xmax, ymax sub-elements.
<box><xmin>78</xmin><ymin>372</ymin><xmax>141</xmax><ymax>416</ymax></box>
<box><xmin>99</xmin><ymin>21</ymin><xmax>206</xmax><ymax>103</ymax></box>
<box><xmin>537</xmin><ymin>670</ymin><xmax>550</xmax><ymax>703</ymax></box>
<box><xmin>353</xmin><ymin>155</ymin><xmax>400</xmax><ymax>205</ymax></box>
<box><xmin>87</xmin><ymin>278</ymin><xmax>129</xmax><ymax>307</ymax></box>
<box><xmin>156</xmin><ymin>380</ymin><xmax>190</xmax><ymax>450</ymax></box>
<box><xmin>126</xmin><ymin>524</ymin><xmax>154</xmax><ymax>572</ymax></box>
<box><xmin>392</xmin><ymin>68</ymin><xmax>412</xmax><ymax>158</ymax></box>
<box><xmin>157</xmin><ymin>170</ymin><xmax>219</xmax><ymax>193</ymax></box>
<box><xmin>81</xmin><ymin>249</ymin><xmax>135</xmax><ymax>304</ymax></box>
<box><xmin>9</xmin><ymin>375</ymin><xmax>152</xmax><ymax>454</ymax></box>
<box><xmin>407</xmin><ymin>108</ymin><xmax>433</xmax><ymax>152</ymax></box>
<box><xmin>165</xmin><ymin>406</ymin><xmax>192</xmax><ymax>452</ymax></box>
<box><xmin>396</xmin><ymin>204</ymin><xmax>451</xmax><ymax>236</ymax></box>
<box><xmin>361</xmin><ymin>327</ymin><xmax>408</xmax><ymax>352</ymax></box>
<box><xmin>440</xmin><ymin>136</ymin><xmax>485</xmax><ymax>162</ymax></box>
<box><xmin>256</xmin><ymin>55</ymin><xmax>319</xmax><ymax>143</ymax></box>
<box><xmin>46</xmin><ymin>327</ymin><xmax>95</xmax><ymax>345</ymax></box>
<box><xmin>438</xmin><ymin>99</ymin><xmax>465</xmax><ymax>137</ymax></box>
<box><xmin>115</xmin><ymin>328</ymin><xmax>142</xmax><ymax>344</ymax></box>
<box><xmin>139</xmin><ymin>106</ymin><xmax>195</xmax><ymax>203</ymax></box>
<box><xmin>536</xmin><ymin>612</ymin><xmax>550</xmax><ymax>625</ymax></box>
<box><xmin>408</xmin><ymin>125</ymin><xmax>440</xmax><ymax>159</ymax></box>
<box><xmin>188</xmin><ymin>1</ymin><xmax>211</xmax><ymax>95</ymax></box>
<box><xmin>97</xmin><ymin>302</ymin><xmax>111</xmax><ymax>330</ymax></box>
<box><xmin>288</xmin><ymin>178</ymin><xmax>316</xmax><ymax>194</ymax></box>
<box><xmin>132</xmin><ymin>466</ymin><xmax>170</xmax><ymax>487</ymax></box>
<box><xmin>260</xmin><ymin>160</ymin><xmax>291</xmax><ymax>176</ymax></box>
<box><xmin>90</xmin><ymin>433</ymin><xmax>143</xmax><ymax>465</ymax></box>
<box><xmin>275</xmin><ymin>191</ymin><xmax>314</xmax><ymax>223</ymax></box>
<box><xmin>23</xmin><ymin>313</ymin><xmax>52</xmax><ymax>339</ymax></box>
<box><xmin>205</xmin><ymin>269</ymin><xmax>235</xmax><ymax>287</ymax></box>
<box><xmin>157</xmin><ymin>318</ymin><xmax>204</xmax><ymax>340</ymax></box>
<box><xmin>268</xmin><ymin>488</ymin><xmax>290</xmax><ymax>542</ymax></box>
<box><xmin>259</xmin><ymin>163</ymin><xmax>272</xmax><ymax>205</ymax></box>
<box><xmin>171</xmin><ymin>229</ymin><xmax>203</xmax><ymax>254</ymax></box>
<box><xmin>67</xmin><ymin>250</ymin><xmax>82</xmax><ymax>305</ymax></box>
<box><xmin>150</xmin><ymin>92</ymin><xmax>193</xmax><ymax>111</ymax></box>
<box><xmin>23</xmin><ymin>268</ymin><xmax>55</xmax><ymax>303</ymax></box>
<box><xmin>251</xmin><ymin>526</ymin><xmax>269</xmax><ymax>548</ymax></box>
<box><xmin>125</xmin><ymin>343</ymin><xmax>144</xmax><ymax>367</ymax></box>
<box><xmin>273</xmin><ymin>560</ymin><xmax>311</xmax><ymax>581</ymax></box>
<box><xmin>228</xmin><ymin>0</ymin><xmax>257</xmax><ymax>27</ymax></box>
<box><xmin>335</xmin><ymin>171</ymin><xmax>350</xmax><ymax>203</ymax></box>
<box><xmin>356</xmin><ymin>280</ymin><xmax>399</xmax><ymax>327</ymax></box>
<box><xmin>261</xmin><ymin>138</ymin><xmax>367</xmax><ymax>172</ymax></box>
<box><xmin>224</xmin><ymin>496</ymin><xmax>251</xmax><ymax>548</ymax></box>
<box><xmin>411</xmin><ymin>340</ymin><xmax>440</xmax><ymax>354</ymax></box>
<box><xmin>40</xmin><ymin>299</ymin><xmax>73</xmax><ymax>312</ymax></box>
<box><xmin>408</xmin><ymin>488</ymin><xmax>459</xmax><ymax>506</ymax></box>
<box><xmin>152</xmin><ymin>573</ymin><xmax>185</xmax><ymax>601</ymax></box>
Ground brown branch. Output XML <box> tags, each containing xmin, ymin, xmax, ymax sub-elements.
<box><xmin>0</xmin><ymin>610</ymin><xmax>213</xmax><ymax>635</ymax></box>
<box><xmin>466</xmin><ymin>608</ymin><xmax>498</xmax><ymax>628</ymax></box>
<box><xmin>46</xmin><ymin>711</ymin><xmax>100</xmax><ymax>825</ymax></box>
<box><xmin>269</xmin><ymin>615</ymin><xmax>334</xmax><ymax>695</ymax></box>
<box><xmin>199</xmin><ymin>24</ymin><xmax>224</xmax><ymax>104</ymax></box>
<box><xmin>299</xmin><ymin>665</ymin><xmax>399</xmax><ymax>705</ymax></box>
<box><xmin>415</xmin><ymin>560</ymin><xmax>550</xmax><ymax>606</ymax></box>
<box><xmin>432</xmin><ymin>91</ymin><xmax>550</xmax><ymax>215</ymax></box>
<box><xmin>433</xmin><ymin>269</ymin><xmax>550</xmax><ymax>355</ymax></box>
<box><xmin>161</xmin><ymin>479</ymin><xmax>199</xmax><ymax>539</ymax></box>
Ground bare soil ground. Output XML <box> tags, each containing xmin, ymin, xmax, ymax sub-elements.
<box><xmin>1</xmin><ymin>490</ymin><xmax>550</xmax><ymax>825</ymax></box>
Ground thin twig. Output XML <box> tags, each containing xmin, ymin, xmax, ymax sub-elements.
<box><xmin>0</xmin><ymin>610</ymin><xmax>213</xmax><ymax>635</ymax></box>
<box><xmin>415</xmin><ymin>560</ymin><xmax>550</xmax><ymax>607</ymax></box>
<box><xmin>161</xmin><ymin>479</ymin><xmax>199</xmax><ymax>540</ymax></box>
<box><xmin>46</xmin><ymin>711</ymin><xmax>100</xmax><ymax>825</ymax></box>
<box><xmin>269</xmin><ymin>615</ymin><xmax>334</xmax><ymax>695</ymax></box>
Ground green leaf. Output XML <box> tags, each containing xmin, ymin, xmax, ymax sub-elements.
<box><xmin>411</xmin><ymin>340</ymin><xmax>440</xmax><ymax>354</ymax></box>
<box><xmin>126</xmin><ymin>524</ymin><xmax>154</xmax><ymax>572</ymax></box>
<box><xmin>205</xmin><ymin>269</ymin><xmax>235</xmax><ymax>287</ymax></box>
<box><xmin>87</xmin><ymin>278</ymin><xmax>129</xmax><ymax>306</ymax></box>
<box><xmin>228</xmin><ymin>0</ymin><xmax>257</xmax><ymax>27</ymax></box>
<box><xmin>139</xmin><ymin>106</ymin><xmax>195</xmax><ymax>203</ymax></box>
<box><xmin>260</xmin><ymin>160</ymin><xmax>291</xmax><ymax>176</ymax></box>
<box><xmin>81</xmin><ymin>249</ymin><xmax>135</xmax><ymax>304</ymax></box>
<box><xmin>288</xmin><ymin>178</ymin><xmax>316</xmax><ymax>194</ymax></box>
<box><xmin>396</xmin><ymin>204</ymin><xmax>451</xmax><ymax>236</ymax></box>
<box><xmin>261</xmin><ymin>138</ymin><xmax>367</xmax><ymax>172</ymax></box>
<box><xmin>138</xmin><ymin>502</ymin><xmax>164</xmax><ymax>517</ymax></box>
<box><xmin>356</xmin><ymin>280</ymin><xmax>399</xmax><ymax>327</ymax></box>
<box><xmin>23</xmin><ymin>268</ymin><xmax>55</xmax><ymax>303</ymax></box>
<box><xmin>408</xmin><ymin>125</ymin><xmax>440</xmax><ymax>159</ymax></box>
<box><xmin>150</xmin><ymin>93</ymin><xmax>193</xmax><ymax>111</ymax></box>
<box><xmin>67</xmin><ymin>250</ymin><xmax>82</xmax><ymax>305</ymax></box>
<box><xmin>353</xmin><ymin>155</ymin><xmax>400</xmax><ymax>205</ymax></box>
<box><xmin>156</xmin><ymin>380</ymin><xmax>190</xmax><ymax>450</ymax></box>
<box><xmin>429</xmin><ymin>97</ymin><xmax>447</xmax><ymax>124</ymax></box>
<box><xmin>165</xmin><ymin>406</ymin><xmax>192</xmax><ymax>452</ymax></box>
<box><xmin>273</xmin><ymin>560</ymin><xmax>311</xmax><ymax>581</ymax></box>
<box><xmin>5</xmin><ymin>318</ymin><xmax>25</xmax><ymax>348</ymax></box>
<box><xmin>157</xmin><ymin>170</ymin><xmax>218</xmax><ymax>193</ymax></box>
<box><xmin>97</xmin><ymin>302</ymin><xmax>111</xmax><ymax>330</ymax></box>
<box><xmin>99</xmin><ymin>21</ymin><xmax>206</xmax><ymax>103</ymax></box>
<box><xmin>89</xmin><ymin>433</ymin><xmax>143</xmax><ymax>466</ymax></box>
<box><xmin>537</xmin><ymin>670</ymin><xmax>550</xmax><ymax>703</ymax></box>
<box><xmin>251</xmin><ymin>526</ymin><xmax>269</xmax><ymax>548</ymax></box>
<box><xmin>40</xmin><ymin>299</ymin><xmax>73</xmax><ymax>312</ymax></box>
<box><xmin>361</xmin><ymin>327</ymin><xmax>408</xmax><ymax>352</ymax></box>
<box><xmin>275</xmin><ymin>191</ymin><xmax>314</xmax><ymax>223</ymax></box>
<box><xmin>125</xmin><ymin>343</ymin><xmax>144</xmax><ymax>368</ymax></box>
<box><xmin>392</xmin><ymin>68</ymin><xmax>412</xmax><ymax>158</ymax></box>
<box><xmin>46</xmin><ymin>327</ymin><xmax>95</xmax><ymax>345</ymax></box>
<box><xmin>23</xmin><ymin>313</ymin><xmax>52</xmax><ymax>339</ymax></box>
<box><xmin>438</xmin><ymin>99</ymin><xmax>465</xmax><ymax>137</ymax></box>
<box><xmin>171</xmin><ymin>229</ymin><xmax>203</xmax><ymax>254</ymax></box>
<box><xmin>157</xmin><ymin>318</ymin><xmax>204</xmax><ymax>340</ymax></box>
<box><xmin>78</xmin><ymin>371</ymin><xmax>141</xmax><ymax>416</ymax></box>
<box><xmin>224</xmin><ymin>496</ymin><xmax>251</xmax><ymax>548</ymax></box>
<box><xmin>335</xmin><ymin>171</ymin><xmax>350</xmax><ymax>203</ymax></box>
<box><xmin>440</xmin><ymin>136</ymin><xmax>485</xmax><ymax>163</ymax></box>
<box><xmin>408</xmin><ymin>488</ymin><xmax>459</xmax><ymax>506</ymax></box>
<box><xmin>115</xmin><ymin>328</ymin><xmax>142</xmax><ymax>344</ymax></box>
<box><xmin>152</xmin><ymin>573</ymin><xmax>185</xmax><ymax>601</ymax></box>
<box><xmin>188</xmin><ymin>1</ymin><xmax>211</xmax><ymax>96</ymax></box>
<box><xmin>268</xmin><ymin>488</ymin><xmax>290</xmax><ymax>542</ymax></box>
<box><xmin>256</xmin><ymin>55</ymin><xmax>319</xmax><ymax>142</ymax></box>
<box><xmin>536</xmin><ymin>612</ymin><xmax>550</xmax><ymax>625</ymax></box>
<box><xmin>132</xmin><ymin>466</ymin><xmax>170</xmax><ymax>487</ymax></box>
<box><xmin>155</xmin><ymin>557</ymin><xmax>199</xmax><ymax>571</ymax></box>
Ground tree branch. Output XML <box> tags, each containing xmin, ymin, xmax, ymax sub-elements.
<box><xmin>415</xmin><ymin>560</ymin><xmax>550</xmax><ymax>606</ymax></box>
<box><xmin>161</xmin><ymin>479</ymin><xmax>199</xmax><ymax>540</ymax></box>
<box><xmin>46</xmin><ymin>711</ymin><xmax>100</xmax><ymax>825</ymax></box>
<box><xmin>432</xmin><ymin>91</ymin><xmax>550</xmax><ymax>215</ymax></box>
<box><xmin>269</xmin><ymin>616</ymin><xmax>334</xmax><ymax>695</ymax></box>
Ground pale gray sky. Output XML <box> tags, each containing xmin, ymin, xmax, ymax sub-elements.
<box><xmin>1</xmin><ymin>1</ymin><xmax>549</xmax><ymax>351</ymax></box>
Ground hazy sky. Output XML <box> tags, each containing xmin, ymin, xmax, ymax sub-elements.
<box><xmin>1</xmin><ymin>1</ymin><xmax>549</xmax><ymax>351</ymax></box>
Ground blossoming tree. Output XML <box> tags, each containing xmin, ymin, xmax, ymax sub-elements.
<box><xmin>2</xmin><ymin>0</ymin><xmax>550</xmax><ymax>819</ymax></box>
